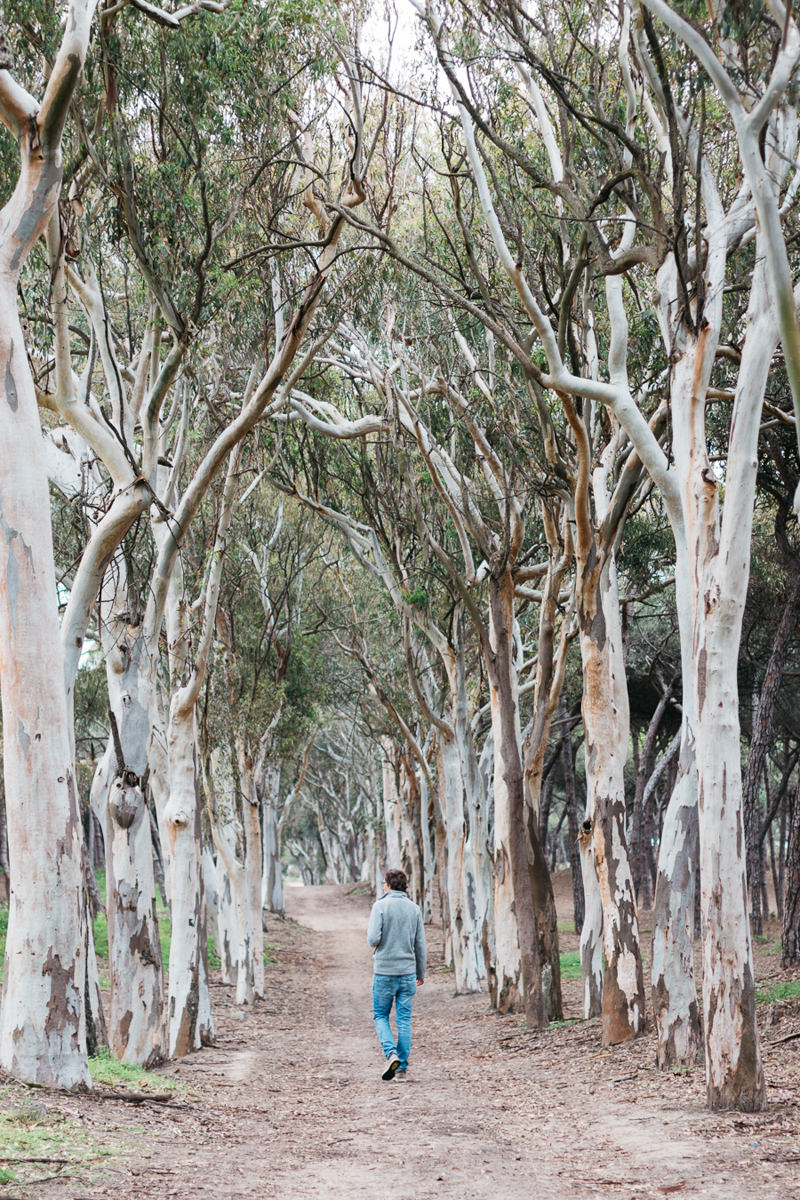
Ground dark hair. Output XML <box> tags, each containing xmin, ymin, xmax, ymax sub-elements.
<box><xmin>384</xmin><ymin>869</ymin><xmax>408</xmax><ymax>892</ymax></box>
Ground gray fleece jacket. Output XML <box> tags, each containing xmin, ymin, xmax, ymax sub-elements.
<box><xmin>367</xmin><ymin>888</ymin><xmax>426</xmax><ymax>979</ymax></box>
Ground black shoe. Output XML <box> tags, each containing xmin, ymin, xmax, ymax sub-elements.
<box><xmin>381</xmin><ymin>1055</ymin><xmax>401</xmax><ymax>1081</ymax></box>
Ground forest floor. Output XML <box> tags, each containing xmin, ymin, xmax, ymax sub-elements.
<box><xmin>1</xmin><ymin>875</ymin><xmax>799</xmax><ymax>1200</ymax></box>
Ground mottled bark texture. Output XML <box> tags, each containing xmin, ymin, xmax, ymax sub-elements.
<box><xmin>0</xmin><ymin>2</ymin><xmax>100</xmax><ymax>1086</ymax></box>
<box><xmin>164</xmin><ymin>703</ymin><xmax>213</xmax><ymax>1057</ymax></box>
<box><xmin>96</xmin><ymin>567</ymin><xmax>165</xmax><ymax>1065</ymax></box>
<box><xmin>578</xmin><ymin>820</ymin><xmax>603</xmax><ymax>1018</ymax></box>
<box><xmin>521</xmin><ymin>511</ymin><xmax>568</xmax><ymax>1021</ymax></box>
<box><xmin>106</xmin><ymin>770</ymin><xmax>165</xmax><ymax>1065</ymax></box>
<box><xmin>262</xmin><ymin>768</ymin><xmax>284</xmax><ymax>916</ymax></box>
<box><xmin>666</xmin><ymin>286</ymin><xmax>769</xmax><ymax>1110</ymax></box>
<box><xmin>486</xmin><ymin>570</ymin><xmax>546</xmax><ymax>1026</ymax></box>
<box><xmin>436</xmin><ymin>731</ymin><xmax>486</xmax><ymax>993</ymax></box>
<box><xmin>651</xmin><ymin>746</ymin><xmax>701</xmax><ymax>1069</ymax></box>
<box><xmin>579</xmin><ymin>547</ymin><xmax>646</xmax><ymax>1044</ymax></box>
<box><xmin>524</xmin><ymin>799</ymin><xmax>563</xmax><ymax>1021</ymax></box>
<box><xmin>207</xmin><ymin>738</ymin><xmax>264</xmax><ymax>1006</ymax></box>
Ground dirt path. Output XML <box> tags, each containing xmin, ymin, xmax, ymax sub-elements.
<box><xmin>12</xmin><ymin>883</ymin><xmax>800</xmax><ymax>1200</ymax></box>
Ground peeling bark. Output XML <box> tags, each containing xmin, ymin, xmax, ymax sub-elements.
<box><xmin>486</xmin><ymin>568</ymin><xmax>546</xmax><ymax>1026</ymax></box>
<box><xmin>0</xmin><ymin>0</ymin><xmax>101</xmax><ymax>1090</ymax></box>
<box><xmin>435</xmin><ymin>730</ymin><xmax>485</xmax><ymax>993</ymax></box>
<box><xmin>660</xmin><ymin>244</ymin><xmax>770</xmax><ymax>1109</ymax></box>
<box><xmin>651</xmin><ymin>743</ymin><xmax>701</xmax><ymax>1069</ymax></box>
<box><xmin>95</xmin><ymin>561</ymin><xmax>165</xmax><ymax>1065</ymax></box>
<box><xmin>0</xmin><ymin>301</ymin><xmax>89</xmax><ymax>1086</ymax></box>
<box><xmin>578</xmin><ymin>547</ymin><xmax>646</xmax><ymax>1043</ymax></box>
<box><xmin>262</xmin><ymin>765</ymin><xmax>284</xmax><ymax>917</ymax></box>
<box><xmin>578</xmin><ymin>819</ymin><xmax>603</xmax><ymax>1019</ymax></box>
<box><xmin>164</xmin><ymin>701</ymin><xmax>213</xmax><ymax>1056</ymax></box>
<box><xmin>560</xmin><ymin>712</ymin><xmax>585</xmax><ymax>933</ymax></box>
<box><xmin>107</xmin><ymin>772</ymin><xmax>165</xmax><ymax>1065</ymax></box>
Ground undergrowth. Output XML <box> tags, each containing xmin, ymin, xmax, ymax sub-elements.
<box><xmin>89</xmin><ymin>1048</ymin><xmax>180</xmax><ymax>1092</ymax></box>
<box><xmin>559</xmin><ymin>951</ymin><xmax>581</xmax><ymax>980</ymax></box>
<box><xmin>756</xmin><ymin>979</ymin><xmax>800</xmax><ymax>1005</ymax></box>
<box><xmin>0</xmin><ymin>1094</ymin><xmax>118</xmax><ymax>1187</ymax></box>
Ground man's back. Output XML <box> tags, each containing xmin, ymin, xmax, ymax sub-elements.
<box><xmin>367</xmin><ymin>889</ymin><xmax>426</xmax><ymax>979</ymax></box>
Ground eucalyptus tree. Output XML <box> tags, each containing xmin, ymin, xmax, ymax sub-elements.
<box><xmin>392</xmin><ymin>0</ymin><xmax>797</xmax><ymax>1107</ymax></box>
<box><xmin>312</xmin><ymin>555</ymin><xmax>437</xmax><ymax>913</ymax></box>
<box><xmin>18</xmin><ymin>0</ymin><xmax>370</xmax><ymax>1065</ymax></box>
<box><xmin>299</xmin><ymin>718</ymin><xmax>384</xmax><ymax>886</ymax></box>
<box><xmin>610</xmin><ymin>0</ymin><xmax>797</xmax><ymax>1108</ymax></box>
<box><xmin>270</xmin><ymin>410</ymin><xmax>495</xmax><ymax>996</ymax></box>
<box><xmin>384</xmin><ymin>328</ymin><xmax>570</xmax><ymax>1023</ymax></box>
<box><xmin>200</xmin><ymin>491</ymin><xmax>340</xmax><ymax>999</ymax></box>
<box><xmin>268</xmin><ymin>279</ymin><xmax>578</xmax><ymax>1020</ymax></box>
<box><xmin>458</xmin><ymin>0</ymin><xmax>797</xmax><ymax>1104</ymax></box>
<box><xmin>329</xmin><ymin>0</ymin><xmax>652</xmax><ymax>1043</ymax></box>
<box><xmin>0</xmin><ymin>0</ymin><xmax>105</xmax><ymax>1089</ymax></box>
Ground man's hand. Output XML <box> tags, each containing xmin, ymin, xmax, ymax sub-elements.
<box><xmin>417</xmin><ymin>978</ymin><xmax>424</xmax><ymax>986</ymax></box>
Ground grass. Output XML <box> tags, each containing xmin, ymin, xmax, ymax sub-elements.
<box><xmin>0</xmin><ymin>1095</ymin><xmax>119</xmax><ymax>1187</ymax></box>
<box><xmin>559</xmin><ymin>950</ymin><xmax>582</xmax><ymax>980</ymax></box>
<box><xmin>754</xmin><ymin>937</ymin><xmax>782</xmax><ymax>954</ymax></box>
<box><xmin>756</xmin><ymin>979</ymin><xmax>800</xmax><ymax>1005</ymax></box>
<box><xmin>89</xmin><ymin>1047</ymin><xmax>179</xmax><ymax>1092</ymax></box>
<box><xmin>264</xmin><ymin>942</ymin><xmax>278</xmax><ymax>966</ymax></box>
<box><xmin>93</xmin><ymin>909</ymin><xmax>109</xmax><ymax>959</ymax></box>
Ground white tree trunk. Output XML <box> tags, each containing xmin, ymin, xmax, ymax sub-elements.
<box><xmin>97</xmin><ymin>564</ymin><xmax>165</xmax><ymax>1065</ymax></box>
<box><xmin>651</xmin><ymin>530</ymin><xmax>702</xmax><ymax>1068</ymax></box>
<box><xmin>0</xmin><ymin>300</ymin><xmax>89</xmax><ymax>1087</ymax></box>
<box><xmin>661</xmin><ymin>242</ymin><xmax>771</xmax><ymax>1108</ymax></box>
<box><xmin>148</xmin><ymin>704</ymin><xmax>172</xmax><ymax>904</ymax></box>
<box><xmin>578</xmin><ymin>547</ymin><xmax>646</xmax><ymax>1043</ymax></box>
<box><xmin>486</xmin><ymin>577</ymin><xmax>526</xmax><ymax>1013</ymax></box>
<box><xmin>233</xmin><ymin>743</ymin><xmax>265</xmax><ymax>1004</ymax></box>
<box><xmin>215</xmin><ymin>858</ymin><xmax>237</xmax><ymax>985</ymax></box>
<box><xmin>207</xmin><ymin>743</ymin><xmax>265</xmax><ymax>1005</ymax></box>
<box><xmin>578</xmin><ymin>819</ymin><xmax>603</xmax><ymax>1019</ymax></box>
<box><xmin>0</xmin><ymin>0</ymin><xmax>99</xmax><ymax>1090</ymax></box>
<box><xmin>477</xmin><ymin>727</ymin><xmax>495</xmax><ymax>969</ymax></box>
<box><xmin>452</xmin><ymin>645</ymin><xmax>492</xmax><ymax>983</ymax></box>
<box><xmin>163</xmin><ymin>700</ymin><xmax>213</xmax><ymax>1057</ymax></box>
<box><xmin>487</xmin><ymin>691</ymin><xmax>521</xmax><ymax>1010</ymax></box>
<box><xmin>398</xmin><ymin>762</ymin><xmax>424</xmax><ymax>904</ymax></box>
<box><xmin>651</xmin><ymin>746</ymin><xmax>701</xmax><ymax>1067</ymax></box>
<box><xmin>83</xmin><ymin>900</ymin><xmax>108</xmax><ymax>1056</ymax></box>
<box><xmin>417</xmin><ymin>765</ymin><xmax>435</xmax><ymax>924</ymax></box>
<box><xmin>436</xmin><ymin>731</ymin><xmax>485</xmax><ymax>992</ymax></box>
<box><xmin>262</xmin><ymin>765</ymin><xmax>284</xmax><ymax>916</ymax></box>
<box><xmin>381</xmin><ymin>745</ymin><xmax>403</xmax><ymax>870</ymax></box>
<box><xmin>106</xmin><ymin>773</ymin><xmax>165</xmax><ymax>1065</ymax></box>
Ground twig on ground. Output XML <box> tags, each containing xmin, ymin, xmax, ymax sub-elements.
<box><xmin>768</xmin><ymin>1030</ymin><xmax>800</xmax><ymax>1046</ymax></box>
<box><xmin>84</xmin><ymin>1087</ymin><xmax>185</xmax><ymax>1106</ymax></box>
<box><xmin>0</xmin><ymin>1156</ymin><xmax>71</xmax><ymax>1164</ymax></box>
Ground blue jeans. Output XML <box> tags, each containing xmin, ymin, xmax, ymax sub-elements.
<box><xmin>372</xmin><ymin>973</ymin><xmax>417</xmax><ymax>1068</ymax></box>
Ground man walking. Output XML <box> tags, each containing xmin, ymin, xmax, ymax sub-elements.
<box><xmin>367</xmin><ymin>869</ymin><xmax>426</xmax><ymax>1081</ymax></box>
